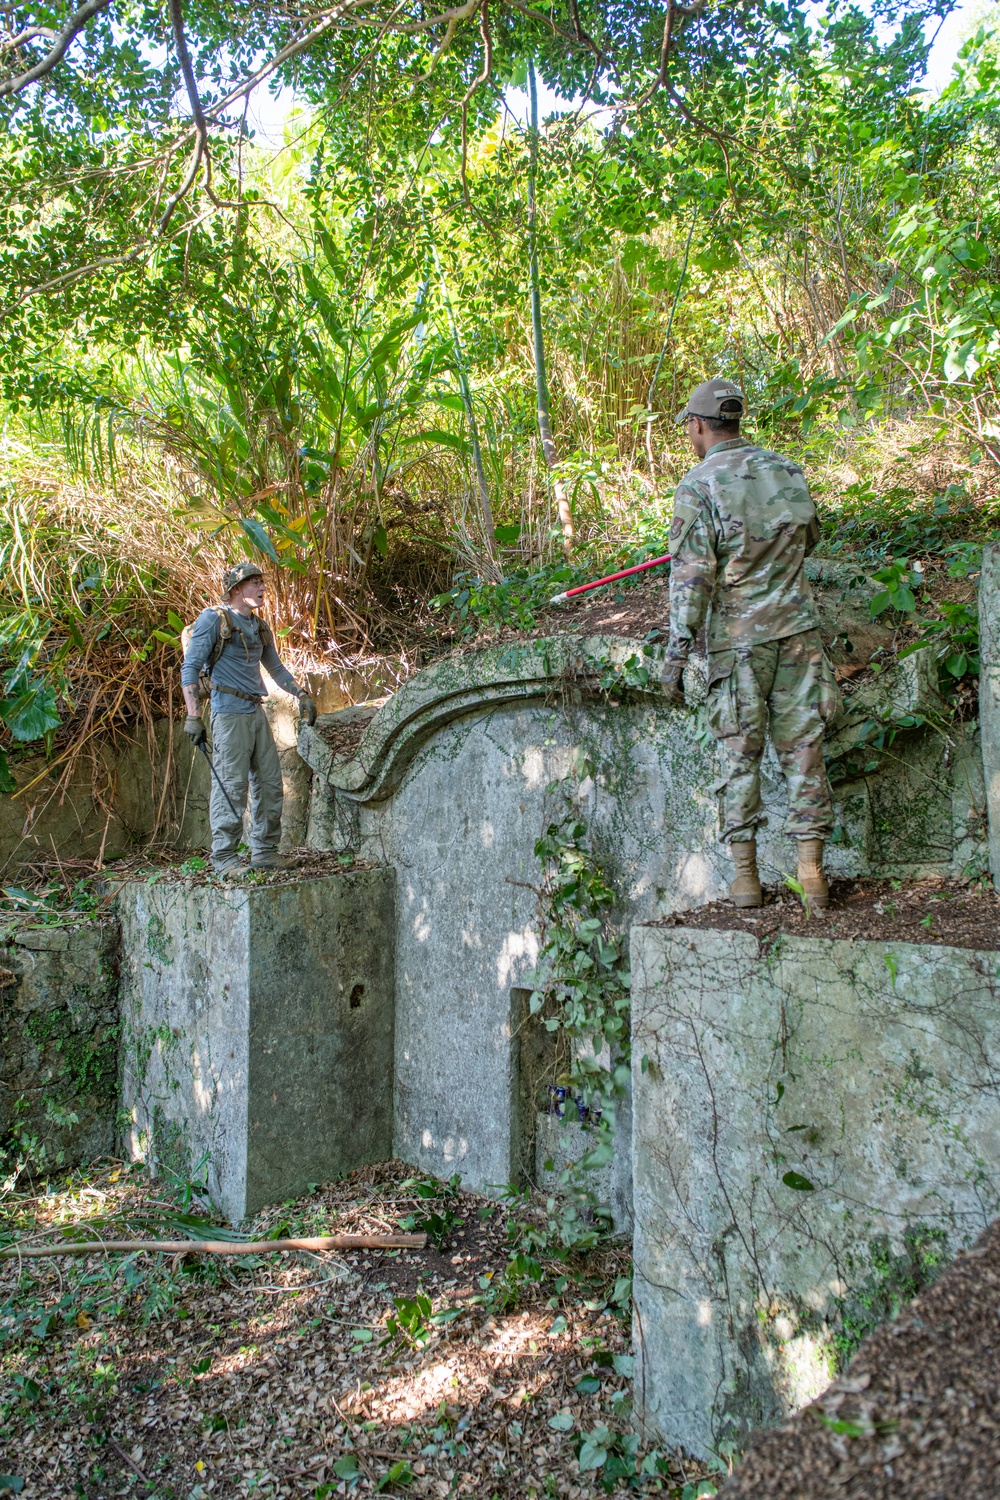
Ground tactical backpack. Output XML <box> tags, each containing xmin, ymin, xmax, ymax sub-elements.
<box><xmin>180</xmin><ymin>606</ymin><xmax>274</xmax><ymax>700</ymax></box>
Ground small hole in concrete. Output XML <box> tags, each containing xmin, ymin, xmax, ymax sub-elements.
<box><xmin>349</xmin><ymin>983</ymin><xmax>365</xmax><ymax>1009</ymax></box>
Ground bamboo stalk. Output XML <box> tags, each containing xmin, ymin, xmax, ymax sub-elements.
<box><xmin>526</xmin><ymin>62</ymin><xmax>573</xmax><ymax>561</ymax></box>
<box><xmin>0</xmin><ymin>1233</ymin><xmax>428</xmax><ymax>1260</ymax></box>
<box><xmin>645</xmin><ymin>214</ymin><xmax>697</xmax><ymax>479</ymax></box>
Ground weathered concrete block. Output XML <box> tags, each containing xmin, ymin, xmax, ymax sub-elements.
<box><xmin>0</xmin><ymin>918</ymin><xmax>119</xmax><ymax>1169</ymax></box>
<box><xmin>631</xmin><ymin>925</ymin><xmax>1000</xmax><ymax>1459</ymax></box>
<box><xmin>119</xmin><ymin>869</ymin><xmax>395</xmax><ymax>1221</ymax></box>
<box><xmin>980</xmin><ymin>542</ymin><xmax>1000</xmax><ymax>886</ymax></box>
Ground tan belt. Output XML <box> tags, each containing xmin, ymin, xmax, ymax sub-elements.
<box><xmin>213</xmin><ymin>683</ymin><xmax>264</xmax><ymax>705</ymax></box>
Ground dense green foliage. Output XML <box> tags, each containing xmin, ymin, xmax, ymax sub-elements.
<box><xmin>1</xmin><ymin>0</ymin><xmax>999</xmax><ymax>778</ymax></box>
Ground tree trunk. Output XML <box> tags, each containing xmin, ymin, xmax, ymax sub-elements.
<box><xmin>527</xmin><ymin>62</ymin><xmax>573</xmax><ymax>560</ymax></box>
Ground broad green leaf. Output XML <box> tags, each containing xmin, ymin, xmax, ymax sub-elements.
<box><xmin>239</xmin><ymin>519</ymin><xmax>280</xmax><ymax>564</ymax></box>
<box><xmin>374</xmin><ymin>1460</ymin><xmax>413</xmax><ymax>1491</ymax></box>
<box><xmin>578</xmin><ymin>1431</ymin><xmax>611</xmax><ymax>1470</ymax></box>
<box><xmin>1</xmin><ymin>685</ymin><xmax>61</xmax><ymax>742</ymax></box>
<box><xmin>781</xmin><ymin>1171</ymin><xmax>815</xmax><ymax>1192</ymax></box>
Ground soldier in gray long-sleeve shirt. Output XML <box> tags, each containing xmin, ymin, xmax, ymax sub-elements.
<box><xmin>181</xmin><ymin>562</ymin><xmax>317</xmax><ymax>874</ymax></box>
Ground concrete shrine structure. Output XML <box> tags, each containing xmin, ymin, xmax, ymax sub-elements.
<box><xmin>5</xmin><ymin>550</ymin><xmax>999</xmax><ymax>1460</ymax></box>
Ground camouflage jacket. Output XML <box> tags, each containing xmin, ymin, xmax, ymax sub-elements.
<box><xmin>666</xmin><ymin>438</ymin><xmax>821</xmax><ymax>657</ymax></box>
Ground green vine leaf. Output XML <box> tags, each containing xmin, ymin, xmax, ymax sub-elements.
<box><xmin>782</xmin><ymin>1170</ymin><xmax>816</xmax><ymax>1192</ymax></box>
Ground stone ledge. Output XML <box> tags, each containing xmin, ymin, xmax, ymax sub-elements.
<box><xmin>298</xmin><ymin>631</ymin><xmax>939</xmax><ymax>806</ymax></box>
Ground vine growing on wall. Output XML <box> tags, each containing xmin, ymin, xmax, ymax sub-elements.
<box><xmin>524</xmin><ymin>751</ymin><xmax>631</xmax><ymax>1251</ymax></box>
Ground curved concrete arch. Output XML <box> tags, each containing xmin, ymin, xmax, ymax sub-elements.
<box><xmin>298</xmin><ymin>633</ymin><xmax>671</xmax><ymax>803</ymax></box>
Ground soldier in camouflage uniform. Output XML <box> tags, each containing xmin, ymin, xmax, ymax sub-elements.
<box><xmin>660</xmin><ymin>379</ymin><xmax>841</xmax><ymax>909</ymax></box>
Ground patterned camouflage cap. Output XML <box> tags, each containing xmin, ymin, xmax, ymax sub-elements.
<box><xmin>675</xmin><ymin>378</ymin><xmax>745</xmax><ymax>424</ymax></box>
<box><xmin>222</xmin><ymin>561</ymin><xmax>265</xmax><ymax>595</ymax></box>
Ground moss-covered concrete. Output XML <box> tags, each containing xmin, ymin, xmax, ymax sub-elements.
<box><xmin>297</xmin><ymin>632</ymin><xmax>985</xmax><ymax>1195</ymax></box>
<box><xmin>118</xmin><ymin>869</ymin><xmax>396</xmax><ymax>1222</ymax></box>
<box><xmin>631</xmin><ymin>925</ymin><xmax>1000</xmax><ymax>1459</ymax></box>
<box><xmin>0</xmin><ymin>918</ymin><xmax>120</xmax><ymax>1169</ymax></box>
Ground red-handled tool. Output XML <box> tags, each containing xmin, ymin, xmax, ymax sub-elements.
<box><xmin>549</xmin><ymin>553</ymin><xmax>671</xmax><ymax>605</ymax></box>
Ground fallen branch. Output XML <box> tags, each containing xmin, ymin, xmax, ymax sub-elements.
<box><xmin>0</xmin><ymin>1232</ymin><xmax>427</xmax><ymax>1260</ymax></box>
<box><xmin>105</xmin><ymin>1433</ymin><xmax>152</xmax><ymax>1485</ymax></box>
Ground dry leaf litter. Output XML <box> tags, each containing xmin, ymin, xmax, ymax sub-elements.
<box><xmin>719</xmin><ymin>1214</ymin><xmax>1000</xmax><ymax>1498</ymax></box>
<box><xmin>0</xmin><ymin>1160</ymin><xmax>715</xmax><ymax>1499</ymax></box>
<box><xmin>661</xmin><ymin>876</ymin><xmax>1000</xmax><ymax>952</ymax></box>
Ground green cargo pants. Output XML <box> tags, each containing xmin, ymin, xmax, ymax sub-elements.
<box><xmin>705</xmin><ymin>627</ymin><xmax>841</xmax><ymax>844</ymax></box>
<box><xmin>208</xmin><ymin>707</ymin><xmax>283</xmax><ymax>866</ymax></box>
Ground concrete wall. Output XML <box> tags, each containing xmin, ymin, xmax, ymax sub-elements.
<box><xmin>0</xmin><ymin>721</ymin><xmax>211</xmax><ymax>878</ymax></box>
<box><xmin>980</xmin><ymin>542</ymin><xmax>1000</xmax><ymax>886</ymax></box>
<box><xmin>298</xmin><ymin>631</ymin><xmax>983</xmax><ymax>1201</ymax></box>
<box><xmin>118</xmin><ymin>868</ymin><xmax>396</xmax><ymax>1221</ymax></box>
<box><xmin>0</xmin><ymin>917</ymin><xmax>119</xmax><ymax>1169</ymax></box>
<box><xmin>0</xmin><ymin>665</ymin><xmax>340</xmax><ymax>876</ymax></box>
<box><xmin>631</xmin><ymin>925</ymin><xmax>1000</xmax><ymax>1459</ymax></box>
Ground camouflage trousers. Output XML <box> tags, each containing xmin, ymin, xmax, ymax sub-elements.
<box><xmin>705</xmin><ymin>628</ymin><xmax>841</xmax><ymax>844</ymax></box>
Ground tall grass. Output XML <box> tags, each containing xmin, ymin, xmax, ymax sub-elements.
<box><xmin>0</xmin><ymin>437</ymin><xmax>218</xmax><ymax>799</ymax></box>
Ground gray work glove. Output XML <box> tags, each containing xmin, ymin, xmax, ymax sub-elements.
<box><xmin>298</xmin><ymin>693</ymin><xmax>317</xmax><ymax>727</ymax></box>
<box><xmin>660</xmin><ymin>661</ymin><xmax>687</xmax><ymax>707</ymax></box>
<box><xmin>184</xmin><ymin>714</ymin><xmax>207</xmax><ymax>747</ymax></box>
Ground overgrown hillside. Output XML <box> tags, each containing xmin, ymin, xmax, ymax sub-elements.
<box><xmin>1</xmin><ymin>0</ymin><xmax>998</xmax><ymax>795</ymax></box>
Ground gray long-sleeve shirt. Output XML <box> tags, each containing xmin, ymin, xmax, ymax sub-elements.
<box><xmin>181</xmin><ymin>607</ymin><xmax>300</xmax><ymax>715</ymax></box>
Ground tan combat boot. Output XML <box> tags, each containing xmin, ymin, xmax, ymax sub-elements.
<box><xmin>729</xmin><ymin>838</ymin><xmax>763</xmax><ymax>909</ymax></box>
<box><xmin>797</xmin><ymin>839</ymin><xmax>829</xmax><ymax>911</ymax></box>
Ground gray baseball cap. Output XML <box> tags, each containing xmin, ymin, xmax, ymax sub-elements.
<box><xmin>675</xmin><ymin>378</ymin><xmax>745</xmax><ymax>424</ymax></box>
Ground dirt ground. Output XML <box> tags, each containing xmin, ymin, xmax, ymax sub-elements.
<box><xmin>659</xmin><ymin>876</ymin><xmax>1000</xmax><ymax>952</ymax></box>
<box><xmin>719</xmin><ymin>1214</ymin><xmax>1000</xmax><ymax>1499</ymax></box>
<box><xmin>0</xmin><ymin>1161</ymin><xmax>716</xmax><ymax>1500</ymax></box>
<box><xmin>551</xmin><ymin>577</ymin><xmax>672</xmax><ymax>643</ymax></box>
